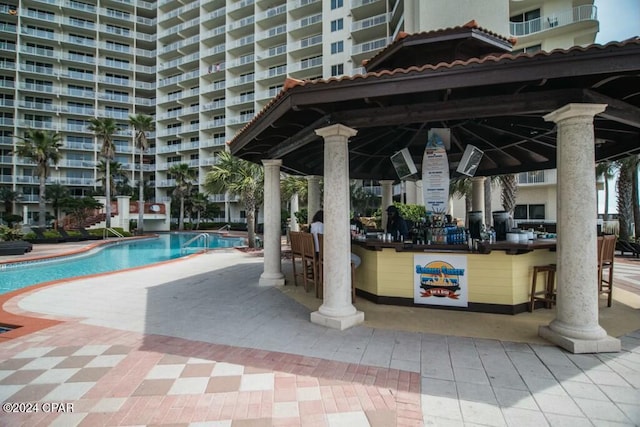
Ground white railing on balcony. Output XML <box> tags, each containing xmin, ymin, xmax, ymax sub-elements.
<box><xmin>517</xmin><ymin>170</ymin><xmax>547</xmax><ymax>184</ymax></box>
<box><xmin>510</xmin><ymin>5</ymin><xmax>597</xmax><ymax>37</ymax></box>
<box><xmin>351</xmin><ymin>13</ymin><xmax>389</xmax><ymax>32</ymax></box>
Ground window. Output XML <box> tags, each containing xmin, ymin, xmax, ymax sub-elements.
<box><xmin>69</xmin><ymin>50</ymin><xmax>94</xmax><ymax>60</ymax></box>
<box><xmin>105</xmin><ymin>41</ymin><xmax>130</xmax><ymax>52</ymax></box>
<box><xmin>330</xmin><ymin>0</ymin><xmax>343</xmax><ymax>9</ymax></box>
<box><xmin>330</xmin><ymin>41</ymin><xmax>343</xmax><ymax>54</ymax></box>
<box><xmin>105</xmin><ymin>24</ymin><xmax>129</xmax><ymax>36</ymax></box>
<box><xmin>67</xmin><ymin>118</ymin><xmax>89</xmax><ymax>126</ymax></box>
<box><xmin>68</xmin><ymin>17</ymin><xmax>94</xmax><ymax>28</ymax></box>
<box><xmin>106</xmin><ymin>8</ymin><xmax>130</xmax><ymax>20</ymax></box>
<box><xmin>514</xmin><ymin>204</ymin><xmax>545</xmax><ymax>220</ymax></box>
<box><xmin>168</xmin><ymin>155</ymin><xmax>181</xmax><ymax>163</ymax></box>
<box><xmin>331</xmin><ymin>19</ymin><xmax>343</xmax><ymax>32</ymax></box>
<box><xmin>25</xmin><ymin>96</ymin><xmax>52</xmax><ymax>106</ymax></box>
<box><xmin>331</xmin><ymin>64</ymin><xmax>344</xmax><ymax>76</ymax></box>
<box><xmin>68</xmin><ymin>67</ymin><xmax>93</xmax><ymax>77</ymax></box>
<box><xmin>27</xmin><ymin>8</ymin><xmax>54</xmax><ymax>20</ymax></box>
<box><xmin>510</xmin><ymin>8</ymin><xmax>541</xmax><ymax>35</ymax></box>
<box><xmin>25</xmin><ymin>78</ymin><xmax>53</xmax><ymax>88</ymax></box>
<box><xmin>24</xmin><ymin>114</ymin><xmax>52</xmax><ymax>124</ymax></box>
<box><xmin>25</xmin><ymin>25</ymin><xmax>54</xmax><ymax>39</ymax></box>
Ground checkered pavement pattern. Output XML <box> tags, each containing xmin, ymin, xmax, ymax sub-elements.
<box><xmin>0</xmin><ymin>322</ymin><xmax>422</xmax><ymax>426</ymax></box>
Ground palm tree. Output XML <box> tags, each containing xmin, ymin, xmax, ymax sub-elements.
<box><xmin>130</xmin><ymin>114</ymin><xmax>154</xmax><ymax>235</ymax></box>
<box><xmin>450</xmin><ymin>177</ymin><xmax>472</xmax><ymax>216</ymax></box>
<box><xmin>204</xmin><ymin>150</ymin><xmax>264</xmax><ymax>248</ymax></box>
<box><xmin>45</xmin><ymin>183</ymin><xmax>70</xmax><ymax>229</ymax></box>
<box><xmin>187</xmin><ymin>191</ymin><xmax>208</xmax><ymax>230</ymax></box>
<box><xmin>0</xmin><ymin>186</ymin><xmax>22</xmax><ymax>216</ymax></box>
<box><xmin>616</xmin><ymin>156</ymin><xmax>637</xmax><ymax>240</ymax></box>
<box><xmin>97</xmin><ymin>160</ymin><xmax>124</xmax><ymax>196</ymax></box>
<box><xmin>14</xmin><ymin>129</ymin><xmax>63</xmax><ymax>227</ymax></box>
<box><xmin>88</xmin><ymin>117</ymin><xmax>119</xmax><ymax>228</ymax></box>
<box><xmin>498</xmin><ymin>174</ymin><xmax>518</xmax><ymax>216</ymax></box>
<box><xmin>596</xmin><ymin>161</ymin><xmax>616</xmax><ymax>222</ymax></box>
<box><xmin>168</xmin><ymin>163</ymin><xmax>196</xmax><ymax>231</ymax></box>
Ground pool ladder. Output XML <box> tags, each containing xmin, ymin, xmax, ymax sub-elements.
<box><xmin>181</xmin><ymin>233</ymin><xmax>210</xmax><ymax>254</ymax></box>
<box><xmin>104</xmin><ymin>227</ymin><xmax>125</xmax><ymax>240</ymax></box>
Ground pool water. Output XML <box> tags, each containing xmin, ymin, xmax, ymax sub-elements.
<box><xmin>0</xmin><ymin>233</ymin><xmax>246</xmax><ymax>295</ymax></box>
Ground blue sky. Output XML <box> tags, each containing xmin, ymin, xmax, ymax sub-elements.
<box><xmin>594</xmin><ymin>0</ymin><xmax>640</xmax><ymax>43</ymax></box>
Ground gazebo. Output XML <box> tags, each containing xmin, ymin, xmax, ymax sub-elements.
<box><xmin>229</xmin><ymin>22</ymin><xmax>640</xmax><ymax>353</ymax></box>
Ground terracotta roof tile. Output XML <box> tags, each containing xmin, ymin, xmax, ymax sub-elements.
<box><xmin>230</xmin><ymin>38</ymin><xmax>640</xmax><ymax>146</ymax></box>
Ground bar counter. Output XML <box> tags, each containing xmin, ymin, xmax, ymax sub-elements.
<box><xmin>351</xmin><ymin>238</ymin><xmax>557</xmax><ymax>314</ymax></box>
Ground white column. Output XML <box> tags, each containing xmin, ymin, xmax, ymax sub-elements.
<box><xmin>416</xmin><ymin>180</ymin><xmax>424</xmax><ymax>206</ymax></box>
<box><xmin>290</xmin><ymin>193</ymin><xmax>299</xmax><ymax>232</ymax></box>
<box><xmin>116</xmin><ymin>196</ymin><xmax>131</xmax><ymax>232</ymax></box>
<box><xmin>306</xmin><ymin>175</ymin><xmax>321</xmax><ymax>224</ymax></box>
<box><xmin>380</xmin><ymin>180</ymin><xmax>394</xmax><ymax>231</ymax></box>
<box><xmin>311</xmin><ymin>124</ymin><xmax>364</xmax><ymax>330</ymax></box>
<box><xmin>405</xmin><ymin>180</ymin><xmax>417</xmax><ymax>204</ymax></box>
<box><xmin>259</xmin><ymin>159</ymin><xmax>285</xmax><ymax>286</ymax></box>
<box><xmin>539</xmin><ymin>103</ymin><xmax>620</xmax><ymax>353</ymax></box>
<box><xmin>471</xmin><ymin>177</ymin><xmax>486</xmax><ymax>218</ymax></box>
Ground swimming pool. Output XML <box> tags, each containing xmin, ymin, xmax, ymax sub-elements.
<box><xmin>0</xmin><ymin>233</ymin><xmax>246</xmax><ymax>295</ymax></box>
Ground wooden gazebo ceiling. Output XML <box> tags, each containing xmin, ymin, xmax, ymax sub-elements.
<box><xmin>229</xmin><ymin>34</ymin><xmax>640</xmax><ymax>181</ymax></box>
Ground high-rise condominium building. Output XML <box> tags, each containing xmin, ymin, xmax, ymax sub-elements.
<box><xmin>0</xmin><ymin>0</ymin><xmax>598</xmax><ymax>224</ymax></box>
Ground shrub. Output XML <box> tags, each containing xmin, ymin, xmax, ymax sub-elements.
<box><xmin>0</xmin><ymin>225</ymin><xmax>23</xmax><ymax>241</ymax></box>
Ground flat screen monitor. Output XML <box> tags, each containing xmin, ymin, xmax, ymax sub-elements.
<box><xmin>390</xmin><ymin>148</ymin><xmax>418</xmax><ymax>180</ymax></box>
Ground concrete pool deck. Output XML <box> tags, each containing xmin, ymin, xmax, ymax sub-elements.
<box><xmin>0</xmin><ymin>240</ymin><xmax>639</xmax><ymax>426</ymax></box>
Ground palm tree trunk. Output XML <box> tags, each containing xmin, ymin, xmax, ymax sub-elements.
<box><xmin>105</xmin><ymin>161</ymin><xmax>112</xmax><ymax>228</ymax></box>
<box><xmin>179</xmin><ymin>196</ymin><xmax>185</xmax><ymax>230</ymax></box>
<box><xmin>38</xmin><ymin>174</ymin><xmax>46</xmax><ymax>227</ymax></box>
<box><xmin>633</xmin><ymin>164</ymin><xmax>640</xmax><ymax>239</ymax></box>
<box><xmin>604</xmin><ymin>176</ymin><xmax>610</xmax><ymax>221</ymax></box>
<box><xmin>484</xmin><ymin>178</ymin><xmax>492</xmax><ymax>226</ymax></box>
<box><xmin>246</xmin><ymin>209</ymin><xmax>256</xmax><ymax>248</ymax></box>
<box><xmin>138</xmin><ymin>151</ymin><xmax>144</xmax><ymax>235</ymax></box>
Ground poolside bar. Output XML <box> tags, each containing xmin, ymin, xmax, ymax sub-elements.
<box><xmin>351</xmin><ymin>238</ymin><xmax>556</xmax><ymax>314</ymax></box>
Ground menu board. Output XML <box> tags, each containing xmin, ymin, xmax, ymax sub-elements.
<box><xmin>422</xmin><ymin>130</ymin><xmax>449</xmax><ymax>214</ymax></box>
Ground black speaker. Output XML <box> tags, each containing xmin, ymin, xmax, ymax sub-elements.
<box><xmin>456</xmin><ymin>145</ymin><xmax>484</xmax><ymax>177</ymax></box>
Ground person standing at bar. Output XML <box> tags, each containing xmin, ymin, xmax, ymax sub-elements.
<box><xmin>386</xmin><ymin>205</ymin><xmax>408</xmax><ymax>241</ymax></box>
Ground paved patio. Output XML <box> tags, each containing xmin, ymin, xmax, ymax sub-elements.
<box><xmin>0</xmin><ymin>242</ymin><xmax>639</xmax><ymax>426</ymax></box>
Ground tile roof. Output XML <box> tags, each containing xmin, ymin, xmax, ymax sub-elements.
<box><xmin>229</xmin><ymin>37</ymin><xmax>640</xmax><ymax>147</ymax></box>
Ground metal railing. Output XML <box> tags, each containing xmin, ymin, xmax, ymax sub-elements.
<box><xmin>181</xmin><ymin>232</ymin><xmax>210</xmax><ymax>253</ymax></box>
<box><xmin>104</xmin><ymin>227</ymin><xmax>125</xmax><ymax>239</ymax></box>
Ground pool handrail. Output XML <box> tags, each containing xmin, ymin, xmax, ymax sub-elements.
<box><xmin>104</xmin><ymin>227</ymin><xmax>125</xmax><ymax>239</ymax></box>
<box><xmin>181</xmin><ymin>232</ymin><xmax>210</xmax><ymax>253</ymax></box>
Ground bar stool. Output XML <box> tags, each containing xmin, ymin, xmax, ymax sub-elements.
<box><xmin>529</xmin><ymin>264</ymin><xmax>557</xmax><ymax>312</ymax></box>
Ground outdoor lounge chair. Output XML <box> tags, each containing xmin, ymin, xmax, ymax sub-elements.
<box><xmin>0</xmin><ymin>240</ymin><xmax>33</xmax><ymax>256</ymax></box>
<box><xmin>56</xmin><ymin>228</ymin><xmax>82</xmax><ymax>242</ymax></box>
<box><xmin>25</xmin><ymin>227</ymin><xmax>66</xmax><ymax>244</ymax></box>
<box><xmin>615</xmin><ymin>240</ymin><xmax>639</xmax><ymax>258</ymax></box>
<box><xmin>76</xmin><ymin>227</ymin><xmax>102</xmax><ymax>240</ymax></box>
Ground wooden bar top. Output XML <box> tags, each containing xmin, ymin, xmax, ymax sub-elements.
<box><xmin>351</xmin><ymin>238</ymin><xmax>557</xmax><ymax>255</ymax></box>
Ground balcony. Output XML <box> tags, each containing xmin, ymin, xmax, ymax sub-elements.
<box><xmin>516</xmin><ymin>169</ymin><xmax>557</xmax><ymax>185</ymax></box>
<box><xmin>509</xmin><ymin>5</ymin><xmax>597</xmax><ymax>37</ymax></box>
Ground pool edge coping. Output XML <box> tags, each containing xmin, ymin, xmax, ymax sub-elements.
<box><xmin>0</xmin><ymin>236</ymin><xmax>222</xmax><ymax>342</ymax></box>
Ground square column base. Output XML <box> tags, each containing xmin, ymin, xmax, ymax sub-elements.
<box><xmin>539</xmin><ymin>326</ymin><xmax>621</xmax><ymax>353</ymax></box>
<box><xmin>310</xmin><ymin>310</ymin><xmax>364</xmax><ymax>330</ymax></box>
<box><xmin>259</xmin><ymin>273</ymin><xmax>285</xmax><ymax>287</ymax></box>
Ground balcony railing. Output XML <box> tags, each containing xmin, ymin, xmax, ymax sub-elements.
<box><xmin>517</xmin><ymin>170</ymin><xmax>546</xmax><ymax>184</ymax></box>
<box><xmin>510</xmin><ymin>5</ymin><xmax>597</xmax><ymax>37</ymax></box>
